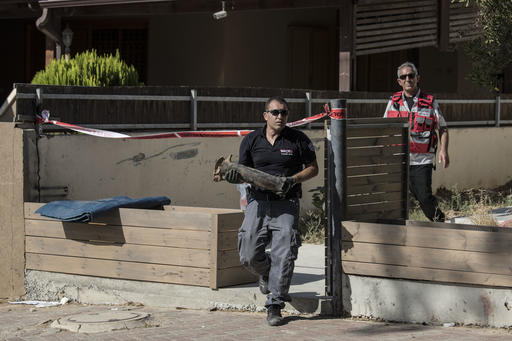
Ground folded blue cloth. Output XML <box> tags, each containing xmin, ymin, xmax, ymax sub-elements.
<box><xmin>35</xmin><ymin>196</ymin><xmax>171</xmax><ymax>222</ymax></box>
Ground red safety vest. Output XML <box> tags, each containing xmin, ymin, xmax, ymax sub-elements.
<box><xmin>386</xmin><ymin>91</ymin><xmax>438</xmax><ymax>154</ymax></box>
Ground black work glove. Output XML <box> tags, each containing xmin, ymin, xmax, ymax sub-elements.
<box><xmin>224</xmin><ymin>169</ymin><xmax>241</xmax><ymax>184</ymax></box>
<box><xmin>281</xmin><ymin>176</ymin><xmax>296</xmax><ymax>194</ymax></box>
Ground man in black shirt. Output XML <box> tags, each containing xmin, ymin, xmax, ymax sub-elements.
<box><xmin>225</xmin><ymin>96</ymin><xmax>318</xmax><ymax>326</ymax></box>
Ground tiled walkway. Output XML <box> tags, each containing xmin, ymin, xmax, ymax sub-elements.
<box><xmin>1</xmin><ymin>302</ymin><xmax>511</xmax><ymax>341</ymax></box>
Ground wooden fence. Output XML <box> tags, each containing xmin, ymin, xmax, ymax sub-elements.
<box><xmin>342</xmin><ymin>220</ymin><xmax>512</xmax><ymax>287</ymax></box>
<box><xmin>343</xmin><ymin>117</ymin><xmax>409</xmax><ymax>221</ymax></box>
<box><xmin>24</xmin><ymin>203</ymin><xmax>256</xmax><ymax>289</ymax></box>
<box><xmin>7</xmin><ymin>84</ymin><xmax>512</xmax><ymax>129</ymax></box>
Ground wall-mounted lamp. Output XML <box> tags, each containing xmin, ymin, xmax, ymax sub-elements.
<box><xmin>61</xmin><ymin>24</ymin><xmax>73</xmax><ymax>60</ymax></box>
<box><xmin>213</xmin><ymin>1</ymin><xmax>227</xmax><ymax>20</ymax></box>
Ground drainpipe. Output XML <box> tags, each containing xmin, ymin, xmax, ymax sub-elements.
<box><xmin>35</xmin><ymin>8</ymin><xmax>62</xmax><ymax>63</ymax></box>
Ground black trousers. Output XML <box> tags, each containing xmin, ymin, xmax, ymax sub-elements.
<box><xmin>409</xmin><ymin>164</ymin><xmax>445</xmax><ymax>222</ymax></box>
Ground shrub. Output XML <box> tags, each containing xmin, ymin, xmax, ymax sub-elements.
<box><xmin>31</xmin><ymin>50</ymin><xmax>140</xmax><ymax>86</ymax></box>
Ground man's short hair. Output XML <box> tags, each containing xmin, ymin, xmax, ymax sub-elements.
<box><xmin>265</xmin><ymin>96</ymin><xmax>289</xmax><ymax>111</ymax></box>
<box><xmin>397</xmin><ymin>62</ymin><xmax>419</xmax><ymax>78</ymax></box>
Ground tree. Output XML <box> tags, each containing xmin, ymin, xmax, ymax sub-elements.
<box><xmin>453</xmin><ymin>0</ymin><xmax>512</xmax><ymax>92</ymax></box>
<box><xmin>31</xmin><ymin>50</ymin><xmax>140</xmax><ymax>86</ymax></box>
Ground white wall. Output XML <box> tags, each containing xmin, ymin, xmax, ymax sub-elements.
<box><xmin>432</xmin><ymin>126</ymin><xmax>512</xmax><ymax>191</ymax></box>
<box><xmin>31</xmin><ymin>126</ymin><xmax>512</xmax><ymax>213</ymax></box>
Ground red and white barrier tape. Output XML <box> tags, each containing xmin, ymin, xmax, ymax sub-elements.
<box><xmin>36</xmin><ymin>109</ymin><xmax>331</xmax><ymax>139</ymax></box>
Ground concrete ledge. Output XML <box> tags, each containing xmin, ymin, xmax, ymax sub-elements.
<box><xmin>344</xmin><ymin>274</ymin><xmax>512</xmax><ymax>328</ymax></box>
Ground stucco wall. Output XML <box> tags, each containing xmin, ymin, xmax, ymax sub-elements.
<box><xmin>432</xmin><ymin>126</ymin><xmax>512</xmax><ymax>191</ymax></box>
<box><xmin>33</xmin><ymin>130</ymin><xmax>325</xmax><ymax>211</ymax></box>
<box><xmin>30</xmin><ymin>126</ymin><xmax>512</xmax><ymax>212</ymax></box>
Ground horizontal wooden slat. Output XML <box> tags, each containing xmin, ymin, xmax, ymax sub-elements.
<box><xmin>356</xmin><ymin>0</ymin><xmax>435</xmax><ymax>12</ymax></box>
<box><xmin>347</xmin><ymin>154</ymin><xmax>406</xmax><ymax>167</ymax></box>
<box><xmin>357</xmin><ymin>10</ymin><xmax>436</xmax><ymax>26</ymax></box>
<box><xmin>347</xmin><ymin>163</ymin><xmax>405</xmax><ymax>176</ymax></box>
<box><xmin>342</xmin><ymin>242</ymin><xmax>512</xmax><ymax>276</ymax></box>
<box><xmin>25</xmin><ymin>202</ymin><xmax>213</xmax><ymax>231</ymax></box>
<box><xmin>356</xmin><ymin>17</ymin><xmax>437</xmax><ymax>32</ymax></box>
<box><xmin>405</xmin><ymin>220</ymin><xmax>508</xmax><ymax>232</ymax></box>
<box><xmin>357</xmin><ymin>41</ymin><xmax>436</xmax><ymax>55</ymax></box>
<box><xmin>347</xmin><ymin>181</ymin><xmax>402</xmax><ymax>195</ymax></box>
<box><xmin>343</xmin><ymin>221</ymin><xmax>512</xmax><ymax>253</ymax></box>
<box><xmin>216</xmin><ymin>266</ymin><xmax>257</xmax><ymax>288</ymax></box>
<box><xmin>347</xmin><ymin>118</ymin><xmax>407</xmax><ymax>125</ymax></box>
<box><xmin>347</xmin><ymin>173</ymin><xmax>403</xmax><ymax>186</ymax></box>
<box><xmin>347</xmin><ymin>146</ymin><xmax>405</xmax><ymax>159</ymax></box>
<box><xmin>26</xmin><ymin>236</ymin><xmax>210</xmax><ymax>268</ymax></box>
<box><xmin>218</xmin><ymin>231</ymin><xmax>238</xmax><ymax>250</ymax></box>
<box><xmin>347</xmin><ymin>137</ymin><xmax>405</xmax><ymax>150</ymax></box>
<box><xmin>357</xmin><ymin>34</ymin><xmax>437</xmax><ymax>50</ymax></box>
<box><xmin>217</xmin><ymin>213</ymin><xmax>244</xmax><ymax>233</ymax></box>
<box><xmin>218</xmin><ymin>249</ymin><xmax>242</xmax><ymax>269</ymax></box>
<box><xmin>347</xmin><ymin>200</ymin><xmax>403</xmax><ymax>216</ymax></box>
<box><xmin>342</xmin><ymin>261</ymin><xmax>512</xmax><ymax>288</ymax></box>
<box><xmin>357</xmin><ymin>29</ymin><xmax>437</xmax><ymax>44</ymax></box>
<box><xmin>356</xmin><ymin>5</ymin><xmax>436</xmax><ymax>19</ymax></box>
<box><xmin>346</xmin><ymin>208</ymin><xmax>404</xmax><ymax>221</ymax></box>
<box><xmin>347</xmin><ymin>191</ymin><xmax>402</xmax><ymax>206</ymax></box>
<box><xmin>450</xmin><ymin>12</ymin><xmax>478</xmax><ymax>20</ymax></box>
<box><xmin>26</xmin><ymin>253</ymin><xmax>210</xmax><ymax>287</ymax></box>
<box><xmin>164</xmin><ymin>205</ymin><xmax>241</xmax><ymax>214</ymax></box>
<box><xmin>357</xmin><ymin>23</ymin><xmax>437</xmax><ymax>37</ymax></box>
<box><xmin>347</xmin><ymin>127</ymin><xmax>402</xmax><ymax>138</ymax></box>
<box><xmin>25</xmin><ymin>219</ymin><xmax>211</xmax><ymax>249</ymax></box>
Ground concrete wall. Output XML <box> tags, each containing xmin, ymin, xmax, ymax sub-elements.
<box><xmin>31</xmin><ymin>126</ymin><xmax>512</xmax><ymax>212</ymax></box>
<box><xmin>33</xmin><ymin>130</ymin><xmax>325</xmax><ymax>211</ymax></box>
<box><xmin>432</xmin><ymin>126</ymin><xmax>512</xmax><ymax>191</ymax></box>
<box><xmin>343</xmin><ymin>274</ymin><xmax>512</xmax><ymax>328</ymax></box>
<box><xmin>0</xmin><ymin>123</ymin><xmax>25</xmax><ymax>299</ymax></box>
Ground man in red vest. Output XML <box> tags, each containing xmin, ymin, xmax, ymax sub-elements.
<box><xmin>384</xmin><ymin>62</ymin><xmax>449</xmax><ymax>222</ymax></box>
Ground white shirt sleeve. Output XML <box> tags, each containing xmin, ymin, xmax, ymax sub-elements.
<box><xmin>383</xmin><ymin>100</ymin><xmax>392</xmax><ymax>118</ymax></box>
<box><xmin>433</xmin><ymin>100</ymin><xmax>447</xmax><ymax>128</ymax></box>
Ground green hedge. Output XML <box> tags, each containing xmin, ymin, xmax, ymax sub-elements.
<box><xmin>31</xmin><ymin>50</ymin><xmax>140</xmax><ymax>86</ymax></box>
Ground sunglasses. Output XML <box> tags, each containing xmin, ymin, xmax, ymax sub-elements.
<box><xmin>399</xmin><ymin>73</ymin><xmax>416</xmax><ymax>80</ymax></box>
<box><xmin>267</xmin><ymin>109</ymin><xmax>288</xmax><ymax>117</ymax></box>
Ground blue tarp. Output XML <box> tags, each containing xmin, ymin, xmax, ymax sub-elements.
<box><xmin>35</xmin><ymin>196</ymin><xmax>171</xmax><ymax>223</ymax></box>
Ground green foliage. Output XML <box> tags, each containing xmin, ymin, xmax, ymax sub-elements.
<box><xmin>299</xmin><ymin>186</ymin><xmax>326</xmax><ymax>244</ymax></box>
<box><xmin>31</xmin><ymin>50</ymin><xmax>140</xmax><ymax>86</ymax></box>
<box><xmin>452</xmin><ymin>0</ymin><xmax>512</xmax><ymax>92</ymax></box>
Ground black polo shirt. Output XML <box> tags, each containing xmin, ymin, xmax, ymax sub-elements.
<box><xmin>239</xmin><ymin>125</ymin><xmax>316</xmax><ymax>197</ymax></box>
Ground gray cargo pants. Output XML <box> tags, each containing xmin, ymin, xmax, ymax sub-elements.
<box><xmin>238</xmin><ymin>198</ymin><xmax>301</xmax><ymax>308</ymax></box>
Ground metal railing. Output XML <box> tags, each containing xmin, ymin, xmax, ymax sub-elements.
<box><xmin>2</xmin><ymin>88</ymin><xmax>511</xmax><ymax>129</ymax></box>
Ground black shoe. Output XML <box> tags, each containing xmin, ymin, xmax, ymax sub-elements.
<box><xmin>258</xmin><ymin>275</ymin><xmax>269</xmax><ymax>294</ymax></box>
<box><xmin>266</xmin><ymin>305</ymin><xmax>283</xmax><ymax>326</ymax></box>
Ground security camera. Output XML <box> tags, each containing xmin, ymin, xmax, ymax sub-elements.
<box><xmin>213</xmin><ymin>10</ymin><xmax>227</xmax><ymax>20</ymax></box>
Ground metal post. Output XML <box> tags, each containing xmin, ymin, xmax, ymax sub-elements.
<box><xmin>326</xmin><ymin>99</ymin><xmax>347</xmax><ymax>317</ymax></box>
<box><xmin>305</xmin><ymin>92</ymin><xmax>312</xmax><ymax>129</ymax></box>
<box><xmin>495</xmin><ymin>94</ymin><xmax>501</xmax><ymax>127</ymax></box>
<box><xmin>190</xmin><ymin>89</ymin><xmax>197</xmax><ymax>130</ymax></box>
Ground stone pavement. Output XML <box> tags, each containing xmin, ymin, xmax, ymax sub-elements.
<box><xmin>1</xmin><ymin>301</ymin><xmax>512</xmax><ymax>341</ymax></box>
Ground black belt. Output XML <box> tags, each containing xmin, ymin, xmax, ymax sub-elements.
<box><xmin>249</xmin><ymin>190</ymin><xmax>299</xmax><ymax>201</ymax></box>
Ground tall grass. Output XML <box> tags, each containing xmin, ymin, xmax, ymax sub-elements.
<box><xmin>410</xmin><ymin>184</ymin><xmax>512</xmax><ymax>223</ymax></box>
